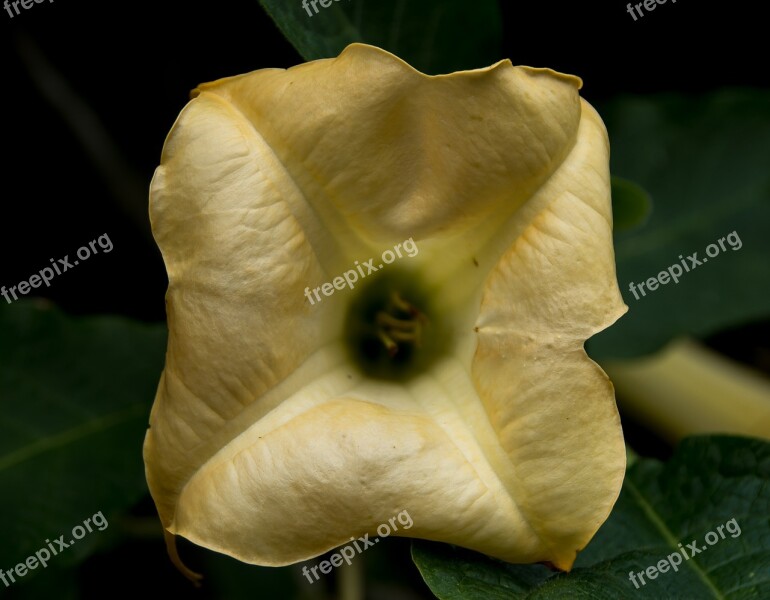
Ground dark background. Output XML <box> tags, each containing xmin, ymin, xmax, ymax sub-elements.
<box><xmin>1</xmin><ymin>0</ymin><xmax>767</xmax><ymax>597</ymax></box>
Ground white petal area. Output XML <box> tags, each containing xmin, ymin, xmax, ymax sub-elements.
<box><xmin>143</xmin><ymin>42</ymin><xmax>628</xmax><ymax>572</ymax></box>
<box><xmin>145</xmin><ymin>44</ymin><xmax>588</xmax><ymax>534</ymax></box>
<box><xmin>171</xmin><ymin>350</ymin><xmax>557</xmax><ymax>566</ymax></box>
<box><xmin>146</xmin><ymin>89</ymin><xmax>347</xmax><ymax>525</ymax></box>
<box><xmin>194</xmin><ymin>44</ymin><xmax>582</xmax><ymax>254</ymax></box>
<box><xmin>472</xmin><ymin>100</ymin><xmax>628</xmax><ymax>569</ymax></box>
<box><xmin>476</xmin><ymin>103</ymin><xmax>626</xmax><ymax>339</ymax></box>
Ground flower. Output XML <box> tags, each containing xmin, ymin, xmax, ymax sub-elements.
<box><xmin>143</xmin><ymin>43</ymin><xmax>628</xmax><ymax>574</ymax></box>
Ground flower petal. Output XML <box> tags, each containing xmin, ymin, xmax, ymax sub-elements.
<box><xmin>191</xmin><ymin>43</ymin><xmax>582</xmax><ymax>248</ymax></box>
<box><xmin>473</xmin><ymin>100</ymin><xmax>627</xmax><ymax>569</ymax></box>
<box><xmin>144</xmin><ymin>43</ymin><xmax>626</xmax><ymax>572</ymax></box>
<box><xmin>146</xmin><ymin>86</ymin><xmax>344</xmax><ymax>524</ymax></box>
<box><xmin>169</xmin><ymin>356</ymin><xmax>552</xmax><ymax>566</ymax></box>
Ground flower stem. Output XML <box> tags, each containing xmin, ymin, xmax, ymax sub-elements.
<box><xmin>603</xmin><ymin>337</ymin><xmax>770</xmax><ymax>442</ymax></box>
<box><xmin>338</xmin><ymin>558</ymin><xmax>364</xmax><ymax>600</ymax></box>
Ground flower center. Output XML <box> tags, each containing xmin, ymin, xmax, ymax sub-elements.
<box><xmin>344</xmin><ymin>269</ymin><xmax>449</xmax><ymax>380</ymax></box>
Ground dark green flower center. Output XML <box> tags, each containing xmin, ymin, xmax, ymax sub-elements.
<box><xmin>344</xmin><ymin>269</ymin><xmax>449</xmax><ymax>381</ymax></box>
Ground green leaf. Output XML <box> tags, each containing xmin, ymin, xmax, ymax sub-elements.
<box><xmin>258</xmin><ymin>0</ymin><xmax>502</xmax><ymax>74</ymax></box>
<box><xmin>612</xmin><ymin>176</ymin><xmax>652</xmax><ymax>233</ymax></box>
<box><xmin>591</xmin><ymin>90</ymin><xmax>770</xmax><ymax>359</ymax></box>
<box><xmin>413</xmin><ymin>435</ymin><xmax>770</xmax><ymax>599</ymax></box>
<box><xmin>0</xmin><ymin>301</ymin><xmax>166</xmax><ymax>572</ymax></box>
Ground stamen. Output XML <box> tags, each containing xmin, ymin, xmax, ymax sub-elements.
<box><xmin>374</xmin><ymin>293</ymin><xmax>428</xmax><ymax>356</ymax></box>
<box><xmin>391</xmin><ymin>291</ymin><xmax>417</xmax><ymax>315</ymax></box>
<box><xmin>377</xmin><ymin>329</ymin><xmax>399</xmax><ymax>357</ymax></box>
<box><xmin>344</xmin><ymin>270</ymin><xmax>449</xmax><ymax>380</ymax></box>
<box><xmin>376</xmin><ymin>312</ymin><xmax>418</xmax><ymax>331</ymax></box>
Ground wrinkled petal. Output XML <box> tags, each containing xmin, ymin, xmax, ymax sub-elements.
<box><xmin>144</xmin><ymin>43</ymin><xmax>626</xmax><ymax>571</ymax></box>
<box><xmin>473</xmin><ymin>100</ymin><xmax>627</xmax><ymax>569</ymax></box>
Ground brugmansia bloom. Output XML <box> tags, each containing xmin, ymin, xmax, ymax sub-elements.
<box><xmin>144</xmin><ymin>43</ymin><xmax>628</xmax><ymax>575</ymax></box>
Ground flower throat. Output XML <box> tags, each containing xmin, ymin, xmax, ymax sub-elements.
<box><xmin>343</xmin><ymin>269</ymin><xmax>450</xmax><ymax>381</ymax></box>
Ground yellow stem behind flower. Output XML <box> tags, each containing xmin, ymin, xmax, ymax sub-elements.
<box><xmin>339</xmin><ymin>559</ymin><xmax>364</xmax><ymax>600</ymax></box>
<box><xmin>603</xmin><ymin>338</ymin><xmax>770</xmax><ymax>442</ymax></box>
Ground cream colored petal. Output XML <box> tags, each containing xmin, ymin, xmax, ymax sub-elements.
<box><xmin>192</xmin><ymin>43</ymin><xmax>582</xmax><ymax>251</ymax></box>
<box><xmin>145</xmin><ymin>88</ymin><xmax>345</xmax><ymax>525</ymax></box>
<box><xmin>170</xmin><ymin>353</ymin><xmax>545</xmax><ymax>566</ymax></box>
<box><xmin>145</xmin><ymin>43</ymin><xmax>626</xmax><ymax>572</ymax></box>
<box><xmin>472</xmin><ymin>100</ymin><xmax>628</xmax><ymax>569</ymax></box>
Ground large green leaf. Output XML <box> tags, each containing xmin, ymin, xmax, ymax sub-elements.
<box><xmin>591</xmin><ymin>90</ymin><xmax>770</xmax><ymax>359</ymax></box>
<box><xmin>258</xmin><ymin>0</ymin><xmax>502</xmax><ymax>74</ymax></box>
<box><xmin>0</xmin><ymin>301</ymin><xmax>166</xmax><ymax>573</ymax></box>
<box><xmin>413</xmin><ymin>435</ymin><xmax>770</xmax><ymax>599</ymax></box>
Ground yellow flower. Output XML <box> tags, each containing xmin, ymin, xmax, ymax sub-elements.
<box><xmin>143</xmin><ymin>43</ymin><xmax>628</xmax><ymax>574</ymax></box>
